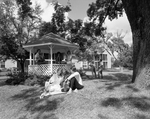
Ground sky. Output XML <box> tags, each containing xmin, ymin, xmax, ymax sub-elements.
<box><xmin>31</xmin><ymin>0</ymin><xmax>132</xmax><ymax>45</ymax></box>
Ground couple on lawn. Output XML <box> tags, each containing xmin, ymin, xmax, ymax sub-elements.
<box><xmin>40</xmin><ymin>66</ymin><xmax>84</xmax><ymax>99</ymax></box>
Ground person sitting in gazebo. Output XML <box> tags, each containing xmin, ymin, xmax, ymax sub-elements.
<box><xmin>56</xmin><ymin>52</ymin><xmax>63</xmax><ymax>64</ymax></box>
<box><xmin>35</xmin><ymin>49</ymin><xmax>45</xmax><ymax>65</ymax></box>
<box><xmin>66</xmin><ymin>50</ymin><xmax>72</xmax><ymax>63</ymax></box>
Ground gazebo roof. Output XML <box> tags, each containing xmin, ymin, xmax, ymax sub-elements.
<box><xmin>23</xmin><ymin>33</ymin><xmax>79</xmax><ymax>49</ymax></box>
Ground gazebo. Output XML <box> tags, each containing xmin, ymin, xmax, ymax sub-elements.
<box><xmin>23</xmin><ymin>33</ymin><xmax>79</xmax><ymax>76</ymax></box>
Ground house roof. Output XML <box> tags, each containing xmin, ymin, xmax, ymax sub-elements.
<box><xmin>23</xmin><ymin>33</ymin><xmax>79</xmax><ymax>49</ymax></box>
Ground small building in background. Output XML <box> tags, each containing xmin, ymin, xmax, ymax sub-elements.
<box><xmin>0</xmin><ymin>61</ymin><xmax>5</xmax><ymax>69</ymax></box>
<box><xmin>94</xmin><ymin>50</ymin><xmax>112</xmax><ymax>69</ymax></box>
<box><xmin>72</xmin><ymin>50</ymin><xmax>112</xmax><ymax>70</ymax></box>
<box><xmin>5</xmin><ymin>60</ymin><xmax>17</xmax><ymax>69</ymax></box>
<box><xmin>0</xmin><ymin>59</ymin><xmax>17</xmax><ymax>70</ymax></box>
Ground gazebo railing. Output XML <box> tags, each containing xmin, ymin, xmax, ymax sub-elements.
<box><xmin>28</xmin><ymin>64</ymin><xmax>70</xmax><ymax>76</ymax></box>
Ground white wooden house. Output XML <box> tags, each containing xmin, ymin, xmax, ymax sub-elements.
<box><xmin>72</xmin><ymin>50</ymin><xmax>112</xmax><ymax>70</ymax></box>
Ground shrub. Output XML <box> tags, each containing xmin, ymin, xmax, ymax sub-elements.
<box><xmin>77</xmin><ymin>69</ymin><xmax>89</xmax><ymax>79</ymax></box>
<box><xmin>6</xmin><ymin>72</ymin><xmax>28</xmax><ymax>85</ymax></box>
<box><xmin>24</xmin><ymin>75</ymin><xmax>51</xmax><ymax>86</ymax></box>
<box><xmin>37</xmin><ymin>75</ymin><xmax>51</xmax><ymax>86</ymax></box>
<box><xmin>6</xmin><ymin>71</ymin><xmax>51</xmax><ymax>86</ymax></box>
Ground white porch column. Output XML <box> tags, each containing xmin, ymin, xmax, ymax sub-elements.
<box><xmin>49</xmin><ymin>45</ymin><xmax>53</xmax><ymax>73</ymax></box>
<box><xmin>29</xmin><ymin>48</ymin><xmax>33</xmax><ymax>65</ymax></box>
<box><xmin>33</xmin><ymin>47</ymin><xmax>35</xmax><ymax>65</ymax></box>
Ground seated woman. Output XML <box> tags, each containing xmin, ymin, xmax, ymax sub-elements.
<box><xmin>40</xmin><ymin>68</ymin><xmax>65</xmax><ymax>99</ymax></box>
<box><xmin>65</xmin><ymin>66</ymin><xmax>84</xmax><ymax>94</ymax></box>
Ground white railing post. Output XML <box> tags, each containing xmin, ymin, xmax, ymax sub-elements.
<box><xmin>49</xmin><ymin>45</ymin><xmax>53</xmax><ymax>74</ymax></box>
<box><xmin>29</xmin><ymin>48</ymin><xmax>33</xmax><ymax>65</ymax></box>
<box><xmin>33</xmin><ymin>47</ymin><xmax>35</xmax><ymax>65</ymax></box>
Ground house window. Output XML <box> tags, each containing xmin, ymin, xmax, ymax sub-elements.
<box><xmin>95</xmin><ymin>61</ymin><xmax>99</xmax><ymax>69</ymax></box>
<box><xmin>0</xmin><ymin>61</ymin><xmax>5</xmax><ymax>68</ymax></box>
<box><xmin>95</xmin><ymin>54</ymin><xmax>99</xmax><ymax>61</ymax></box>
<box><xmin>102</xmin><ymin>54</ymin><xmax>107</xmax><ymax>61</ymax></box>
<box><xmin>103</xmin><ymin>62</ymin><xmax>108</xmax><ymax>69</ymax></box>
<box><xmin>83</xmin><ymin>61</ymin><xmax>88</xmax><ymax>69</ymax></box>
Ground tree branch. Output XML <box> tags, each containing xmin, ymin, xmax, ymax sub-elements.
<box><xmin>114</xmin><ymin>0</ymin><xmax>120</xmax><ymax>9</ymax></box>
<box><xmin>100</xmin><ymin>0</ymin><xmax>121</xmax><ymax>25</ymax></box>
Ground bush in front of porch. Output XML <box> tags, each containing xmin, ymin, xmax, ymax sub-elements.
<box><xmin>5</xmin><ymin>72</ymin><xmax>51</xmax><ymax>86</ymax></box>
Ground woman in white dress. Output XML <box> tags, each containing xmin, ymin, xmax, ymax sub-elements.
<box><xmin>40</xmin><ymin>68</ymin><xmax>65</xmax><ymax>98</ymax></box>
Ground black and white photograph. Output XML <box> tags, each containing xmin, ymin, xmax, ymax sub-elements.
<box><xmin>0</xmin><ymin>0</ymin><xmax>150</xmax><ymax>119</ymax></box>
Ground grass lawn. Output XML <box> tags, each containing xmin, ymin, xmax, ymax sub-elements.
<box><xmin>0</xmin><ymin>71</ymin><xmax>150</xmax><ymax>119</ymax></box>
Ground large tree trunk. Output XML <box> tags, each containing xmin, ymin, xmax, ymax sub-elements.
<box><xmin>122</xmin><ymin>0</ymin><xmax>150</xmax><ymax>89</ymax></box>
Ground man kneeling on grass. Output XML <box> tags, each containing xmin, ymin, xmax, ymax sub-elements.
<box><xmin>65</xmin><ymin>66</ymin><xmax>84</xmax><ymax>94</ymax></box>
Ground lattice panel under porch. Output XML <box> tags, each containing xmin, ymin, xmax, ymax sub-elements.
<box><xmin>28</xmin><ymin>64</ymin><xmax>51</xmax><ymax>76</ymax></box>
<box><xmin>28</xmin><ymin>64</ymin><xmax>70</xmax><ymax>76</ymax></box>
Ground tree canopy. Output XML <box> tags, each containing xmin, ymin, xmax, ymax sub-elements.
<box><xmin>0</xmin><ymin>0</ymin><xmax>42</xmax><ymax>72</ymax></box>
<box><xmin>87</xmin><ymin>0</ymin><xmax>150</xmax><ymax>88</ymax></box>
<box><xmin>39</xmin><ymin>2</ymin><xmax>71</xmax><ymax>38</ymax></box>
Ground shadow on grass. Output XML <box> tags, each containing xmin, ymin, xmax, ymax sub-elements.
<box><xmin>84</xmin><ymin>72</ymin><xmax>132</xmax><ymax>82</ymax></box>
<box><xmin>101</xmin><ymin>96</ymin><xmax>150</xmax><ymax>112</ymax></box>
<box><xmin>101</xmin><ymin>97</ymin><xmax>123</xmax><ymax>108</ymax></box>
<box><xmin>0</xmin><ymin>77</ymin><xmax>9</xmax><ymax>87</ymax></box>
<box><xmin>146</xmin><ymin>84</ymin><xmax>150</xmax><ymax>90</ymax></box>
<box><xmin>122</xmin><ymin>96</ymin><xmax>150</xmax><ymax>111</ymax></box>
<box><xmin>103</xmin><ymin>73</ymin><xmax>132</xmax><ymax>82</ymax></box>
<box><xmin>11</xmin><ymin>87</ymin><xmax>64</xmax><ymax>119</ymax></box>
<box><xmin>103</xmin><ymin>82</ymin><xmax>139</xmax><ymax>92</ymax></box>
<box><xmin>134</xmin><ymin>114</ymin><xmax>150</xmax><ymax>119</ymax></box>
<box><xmin>18</xmin><ymin>115</ymin><xmax>28</xmax><ymax>119</ymax></box>
<box><xmin>96</xmin><ymin>73</ymin><xmax>135</xmax><ymax>91</ymax></box>
<box><xmin>0</xmin><ymin>80</ymin><xmax>6</xmax><ymax>86</ymax></box>
<box><xmin>104</xmin><ymin>82</ymin><xmax>126</xmax><ymax>91</ymax></box>
<box><xmin>98</xmin><ymin>114</ymin><xmax>109</xmax><ymax>119</ymax></box>
<box><xmin>125</xmin><ymin>85</ymin><xmax>139</xmax><ymax>92</ymax></box>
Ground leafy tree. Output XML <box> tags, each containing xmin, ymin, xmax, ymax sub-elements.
<box><xmin>68</xmin><ymin>19</ymin><xmax>88</xmax><ymax>52</ymax></box>
<box><xmin>39</xmin><ymin>2</ymin><xmax>71</xmax><ymax>38</ymax></box>
<box><xmin>118</xmin><ymin>44</ymin><xmax>133</xmax><ymax>69</ymax></box>
<box><xmin>87</xmin><ymin>0</ymin><xmax>150</xmax><ymax>87</ymax></box>
<box><xmin>92</xmin><ymin>30</ymin><xmax>129</xmax><ymax>69</ymax></box>
<box><xmin>39</xmin><ymin>2</ymin><xmax>89</xmax><ymax>53</ymax></box>
<box><xmin>108</xmin><ymin>31</ymin><xmax>128</xmax><ymax>59</ymax></box>
<box><xmin>0</xmin><ymin>0</ymin><xmax>42</xmax><ymax>73</ymax></box>
<box><xmin>112</xmin><ymin>40</ymin><xmax>133</xmax><ymax>69</ymax></box>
